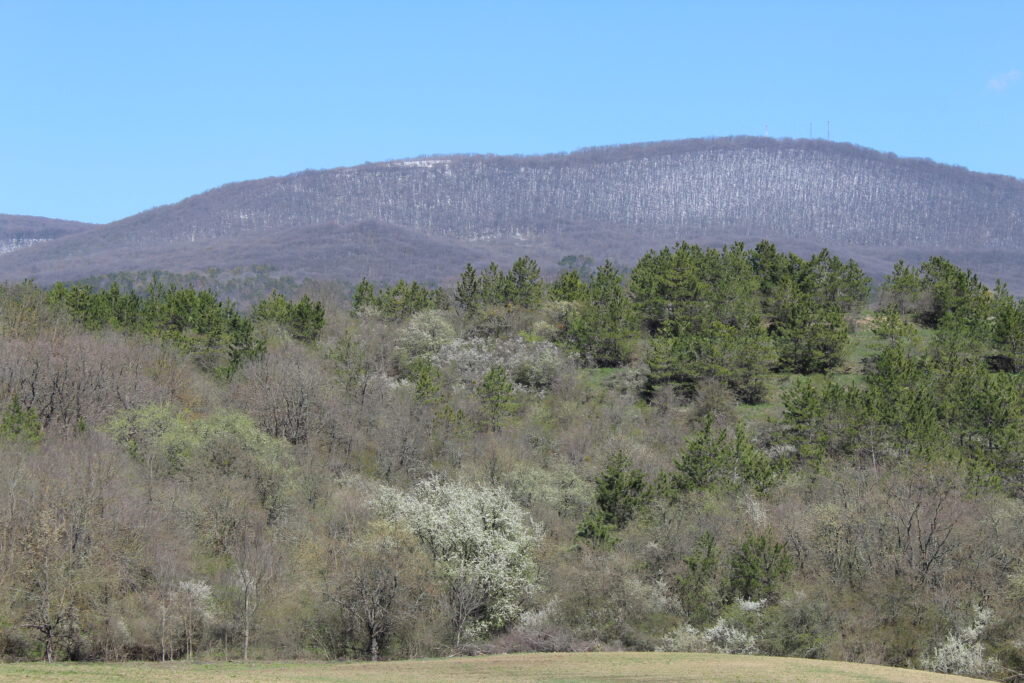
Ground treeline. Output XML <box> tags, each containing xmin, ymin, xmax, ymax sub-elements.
<box><xmin>1</xmin><ymin>243</ymin><xmax>1024</xmax><ymax>679</ymax></box>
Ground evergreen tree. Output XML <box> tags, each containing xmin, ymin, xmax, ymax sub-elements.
<box><xmin>505</xmin><ymin>256</ymin><xmax>543</xmax><ymax>308</ymax></box>
<box><xmin>550</xmin><ymin>270</ymin><xmax>587</xmax><ymax>302</ymax></box>
<box><xmin>773</xmin><ymin>297</ymin><xmax>848</xmax><ymax>374</ymax></box>
<box><xmin>253</xmin><ymin>292</ymin><xmax>325</xmax><ymax>343</ymax></box>
<box><xmin>728</xmin><ymin>534</ymin><xmax>793</xmax><ymax>601</ymax></box>
<box><xmin>673</xmin><ymin>416</ymin><xmax>729</xmax><ymax>492</ymax></box>
<box><xmin>455</xmin><ymin>263</ymin><xmax>480</xmax><ymax>314</ymax></box>
<box><xmin>479</xmin><ymin>263</ymin><xmax>508</xmax><ymax>306</ymax></box>
<box><xmin>477</xmin><ymin>366</ymin><xmax>517</xmax><ymax>430</ymax></box>
<box><xmin>675</xmin><ymin>532</ymin><xmax>721</xmax><ymax>626</ymax></box>
<box><xmin>0</xmin><ymin>395</ymin><xmax>42</xmax><ymax>443</ymax></box>
<box><xmin>577</xmin><ymin>452</ymin><xmax>651</xmax><ymax>546</ymax></box>
<box><xmin>565</xmin><ymin>261</ymin><xmax>636</xmax><ymax>366</ymax></box>
<box><xmin>352</xmin><ymin>278</ymin><xmax>376</xmax><ymax>312</ymax></box>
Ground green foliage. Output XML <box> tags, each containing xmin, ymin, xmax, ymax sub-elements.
<box><xmin>47</xmin><ymin>280</ymin><xmax>263</xmax><ymax>376</ymax></box>
<box><xmin>675</xmin><ymin>532</ymin><xmax>722</xmax><ymax>626</ymax></box>
<box><xmin>477</xmin><ymin>366</ymin><xmax>517</xmax><ymax>430</ymax></box>
<box><xmin>577</xmin><ymin>452</ymin><xmax>651</xmax><ymax>546</ymax></box>
<box><xmin>455</xmin><ymin>264</ymin><xmax>480</xmax><ymax>314</ymax></box>
<box><xmin>991</xmin><ymin>284</ymin><xmax>1024</xmax><ymax>371</ymax></box>
<box><xmin>479</xmin><ymin>263</ymin><xmax>508</xmax><ymax>306</ymax></box>
<box><xmin>108</xmin><ymin>407</ymin><xmax>296</xmax><ymax>521</ymax></box>
<box><xmin>0</xmin><ymin>395</ymin><xmax>42</xmax><ymax>443</ymax></box>
<box><xmin>881</xmin><ymin>260</ymin><xmax>924</xmax><ymax>314</ymax></box>
<box><xmin>549</xmin><ymin>270</ymin><xmax>587</xmax><ymax>303</ymax></box>
<box><xmin>352</xmin><ymin>278</ymin><xmax>376</xmax><ymax>312</ymax></box>
<box><xmin>407</xmin><ymin>357</ymin><xmax>443</xmax><ymax>404</ymax></box>
<box><xmin>647</xmin><ymin>321</ymin><xmax>775</xmax><ymax>404</ymax></box>
<box><xmin>883</xmin><ymin>257</ymin><xmax>991</xmax><ymax>329</ymax></box>
<box><xmin>671</xmin><ymin>417</ymin><xmax>778</xmax><ymax>494</ymax></box>
<box><xmin>253</xmin><ymin>292</ymin><xmax>325</xmax><ymax>343</ymax></box>
<box><xmin>505</xmin><ymin>256</ymin><xmax>543</xmax><ymax>309</ymax></box>
<box><xmin>564</xmin><ymin>261</ymin><xmax>637</xmax><ymax>367</ymax></box>
<box><xmin>773</xmin><ymin>297</ymin><xmax>848</xmax><ymax>374</ymax></box>
<box><xmin>728</xmin><ymin>534</ymin><xmax>793</xmax><ymax>602</ymax></box>
<box><xmin>633</xmin><ymin>244</ymin><xmax>776</xmax><ymax>402</ymax></box>
<box><xmin>375</xmin><ymin>280</ymin><xmax>441</xmax><ymax>321</ymax></box>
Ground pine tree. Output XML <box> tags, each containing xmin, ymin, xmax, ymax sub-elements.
<box><xmin>566</xmin><ymin>261</ymin><xmax>636</xmax><ymax>366</ymax></box>
<box><xmin>455</xmin><ymin>264</ymin><xmax>480</xmax><ymax>314</ymax></box>
<box><xmin>477</xmin><ymin>366</ymin><xmax>517</xmax><ymax>430</ymax></box>
<box><xmin>550</xmin><ymin>269</ymin><xmax>586</xmax><ymax>302</ymax></box>
<box><xmin>352</xmin><ymin>279</ymin><xmax>376</xmax><ymax>312</ymax></box>
<box><xmin>0</xmin><ymin>395</ymin><xmax>42</xmax><ymax>443</ymax></box>
<box><xmin>577</xmin><ymin>452</ymin><xmax>651</xmax><ymax>546</ymax></box>
<box><xmin>505</xmin><ymin>256</ymin><xmax>543</xmax><ymax>308</ymax></box>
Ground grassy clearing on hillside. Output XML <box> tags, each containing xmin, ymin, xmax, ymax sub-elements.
<box><xmin>0</xmin><ymin>653</ymin><xmax>981</xmax><ymax>682</ymax></box>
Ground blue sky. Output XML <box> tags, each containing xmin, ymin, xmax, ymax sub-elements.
<box><xmin>1</xmin><ymin>0</ymin><xmax>1021</xmax><ymax>224</ymax></box>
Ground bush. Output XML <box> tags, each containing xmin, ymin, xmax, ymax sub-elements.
<box><xmin>920</xmin><ymin>606</ymin><xmax>999</xmax><ymax>678</ymax></box>
<box><xmin>396</xmin><ymin>310</ymin><xmax>456</xmax><ymax>360</ymax></box>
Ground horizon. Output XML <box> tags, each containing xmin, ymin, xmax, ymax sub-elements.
<box><xmin>10</xmin><ymin>134</ymin><xmax>1024</xmax><ymax>227</ymax></box>
<box><xmin>2</xmin><ymin>1</ymin><xmax>1022</xmax><ymax>223</ymax></box>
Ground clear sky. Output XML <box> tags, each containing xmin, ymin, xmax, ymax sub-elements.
<box><xmin>1</xmin><ymin>0</ymin><xmax>1021</xmax><ymax>224</ymax></box>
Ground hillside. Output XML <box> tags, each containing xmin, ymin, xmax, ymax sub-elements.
<box><xmin>0</xmin><ymin>214</ymin><xmax>96</xmax><ymax>256</ymax></box>
<box><xmin>3</xmin><ymin>137</ymin><xmax>1024</xmax><ymax>286</ymax></box>
<box><xmin>1</xmin><ymin>248</ymin><xmax>1021</xmax><ymax>675</ymax></box>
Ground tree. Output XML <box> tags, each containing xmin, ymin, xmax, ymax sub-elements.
<box><xmin>352</xmin><ymin>279</ymin><xmax>376</xmax><ymax>312</ymax></box>
<box><xmin>324</xmin><ymin>524</ymin><xmax>435</xmax><ymax>660</ymax></box>
<box><xmin>478</xmin><ymin>263</ymin><xmax>508</xmax><ymax>306</ymax></box>
<box><xmin>226</xmin><ymin>521</ymin><xmax>277</xmax><ymax>661</ymax></box>
<box><xmin>728</xmin><ymin>534</ymin><xmax>793</xmax><ymax>601</ymax></box>
<box><xmin>565</xmin><ymin>261</ymin><xmax>636</xmax><ymax>366</ymax></box>
<box><xmin>577</xmin><ymin>452</ymin><xmax>651</xmax><ymax>546</ymax></box>
<box><xmin>549</xmin><ymin>270</ymin><xmax>586</xmax><ymax>302</ymax></box>
<box><xmin>379</xmin><ymin>478</ymin><xmax>540</xmax><ymax>646</ymax></box>
<box><xmin>253</xmin><ymin>292</ymin><xmax>325</xmax><ymax>343</ymax></box>
<box><xmin>173</xmin><ymin>580</ymin><xmax>214</xmax><ymax>660</ymax></box>
<box><xmin>675</xmin><ymin>532</ymin><xmax>721</xmax><ymax>626</ymax></box>
<box><xmin>882</xmin><ymin>260</ymin><xmax>925</xmax><ymax>315</ymax></box>
<box><xmin>0</xmin><ymin>395</ymin><xmax>42</xmax><ymax>443</ymax></box>
<box><xmin>673</xmin><ymin>416</ymin><xmax>729</xmax><ymax>492</ymax></box>
<box><xmin>505</xmin><ymin>256</ymin><xmax>543</xmax><ymax>308</ymax></box>
<box><xmin>455</xmin><ymin>264</ymin><xmax>480</xmax><ymax>314</ymax></box>
<box><xmin>16</xmin><ymin>507</ymin><xmax>79</xmax><ymax>662</ymax></box>
<box><xmin>773</xmin><ymin>297</ymin><xmax>848</xmax><ymax>374</ymax></box>
<box><xmin>477</xmin><ymin>366</ymin><xmax>517</xmax><ymax>431</ymax></box>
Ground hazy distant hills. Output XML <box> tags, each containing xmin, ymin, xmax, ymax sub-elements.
<box><xmin>0</xmin><ymin>215</ymin><xmax>96</xmax><ymax>256</ymax></box>
<box><xmin>3</xmin><ymin>136</ymin><xmax>1024</xmax><ymax>287</ymax></box>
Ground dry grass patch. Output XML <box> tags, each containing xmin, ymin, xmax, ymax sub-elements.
<box><xmin>0</xmin><ymin>652</ymin><xmax>983</xmax><ymax>682</ymax></box>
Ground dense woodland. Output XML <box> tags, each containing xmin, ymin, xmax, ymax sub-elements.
<box><xmin>3</xmin><ymin>241</ymin><xmax>1024</xmax><ymax>678</ymax></box>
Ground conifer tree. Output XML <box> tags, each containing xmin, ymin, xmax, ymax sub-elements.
<box><xmin>455</xmin><ymin>263</ymin><xmax>480</xmax><ymax>314</ymax></box>
<box><xmin>0</xmin><ymin>395</ymin><xmax>42</xmax><ymax>443</ymax></box>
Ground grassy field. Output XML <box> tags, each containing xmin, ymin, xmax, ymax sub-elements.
<box><xmin>0</xmin><ymin>652</ymin><xmax>983</xmax><ymax>682</ymax></box>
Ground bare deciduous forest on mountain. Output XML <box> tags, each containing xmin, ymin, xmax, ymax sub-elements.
<box><xmin>4</xmin><ymin>138</ymin><xmax>1024</xmax><ymax>289</ymax></box>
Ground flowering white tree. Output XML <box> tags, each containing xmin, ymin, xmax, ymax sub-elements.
<box><xmin>921</xmin><ymin>606</ymin><xmax>999</xmax><ymax>678</ymax></box>
<box><xmin>173</xmin><ymin>580</ymin><xmax>214</xmax><ymax>660</ymax></box>
<box><xmin>378</xmin><ymin>477</ymin><xmax>540</xmax><ymax>646</ymax></box>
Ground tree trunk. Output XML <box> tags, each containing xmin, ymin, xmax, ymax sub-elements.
<box><xmin>243</xmin><ymin>591</ymin><xmax>250</xmax><ymax>662</ymax></box>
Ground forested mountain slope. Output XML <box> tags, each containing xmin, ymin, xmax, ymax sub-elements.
<box><xmin>0</xmin><ymin>214</ymin><xmax>96</xmax><ymax>255</ymax></box>
<box><xmin>3</xmin><ymin>137</ymin><xmax>1024</xmax><ymax>286</ymax></box>
<box><xmin>2</xmin><ymin>246</ymin><xmax>1024</xmax><ymax>676</ymax></box>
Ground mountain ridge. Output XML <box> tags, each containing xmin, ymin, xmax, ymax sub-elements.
<box><xmin>3</xmin><ymin>136</ymin><xmax>1024</xmax><ymax>287</ymax></box>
